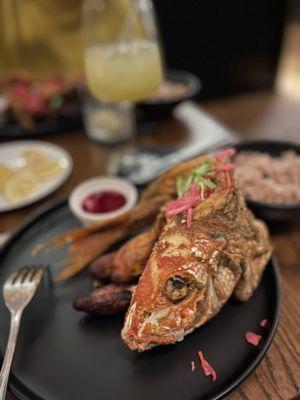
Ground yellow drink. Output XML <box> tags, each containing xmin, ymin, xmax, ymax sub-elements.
<box><xmin>85</xmin><ymin>39</ymin><xmax>163</xmax><ymax>102</ymax></box>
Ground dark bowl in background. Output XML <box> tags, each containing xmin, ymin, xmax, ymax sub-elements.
<box><xmin>234</xmin><ymin>140</ymin><xmax>300</xmax><ymax>222</ymax></box>
<box><xmin>137</xmin><ymin>70</ymin><xmax>201</xmax><ymax>122</ymax></box>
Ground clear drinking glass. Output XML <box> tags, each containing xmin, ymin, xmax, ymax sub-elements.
<box><xmin>82</xmin><ymin>0</ymin><xmax>163</xmax><ymax>145</ymax></box>
<box><xmin>81</xmin><ymin>87</ymin><xmax>134</xmax><ymax>143</ymax></box>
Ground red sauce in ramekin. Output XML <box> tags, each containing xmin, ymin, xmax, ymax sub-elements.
<box><xmin>82</xmin><ymin>190</ymin><xmax>126</xmax><ymax>214</ymax></box>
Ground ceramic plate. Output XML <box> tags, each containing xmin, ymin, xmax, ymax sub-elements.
<box><xmin>0</xmin><ymin>141</ymin><xmax>72</xmax><ymax>212</ymax></box>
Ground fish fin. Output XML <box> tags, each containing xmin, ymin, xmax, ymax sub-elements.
<box><xmin>212</xmin><ymin>254</ymin><xmax>242</xmax><ymax>303</ymax></box>
<box><xmin>53</xmin><ymin>227</ymin><xmax>128</xmax><ymax>281</ymax></box>
<box><xmin>234</xmin><ymin>220</ymin><xmax>272</xmax><ymax>301</ymax></box>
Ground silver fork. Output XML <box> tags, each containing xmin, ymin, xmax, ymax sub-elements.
<box><xmin>0</xmin><ymin>266</ymin><xmax>44</xmax><ymax>400</ymax></box>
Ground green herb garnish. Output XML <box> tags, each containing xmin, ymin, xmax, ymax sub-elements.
<box><xmin>191</xmin><ymin>160</ymin><xmax>212</xmax><ymax>176</ymax></box>
<box><xmin>176</xmin><ymin>176</ymin><xmax>186</xmax><ymax>198</ymax></box>
<box><xmin>176</xmin><ymin>160</ymin><xmax>216</xmax><ymax>199</ymax></box>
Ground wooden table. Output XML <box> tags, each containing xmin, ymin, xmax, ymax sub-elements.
<box><xmin>2</xmin><ymin>89</ymin><xmax>300</xmax><ymax>400</ymax></box>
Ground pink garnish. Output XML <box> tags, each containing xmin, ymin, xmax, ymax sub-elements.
<box><xmin>217</xmin><ymin>163</ymin><xmax>235</xmax><ymax>171</ymax></box>
<box><xmin>166</xmin><ymin>184</ymin><xmax>201</xmax><ymax>217</ymax></box>
<box><xmin>215</xmin><ymin>148</ymin><xmax>236</xmax><ymax>194</ymax></box>
<box><xmin>260</xmin><ymin>319</ymin><xmax>268</xmax><ymax>328</ymax></box>
<box><xmin>198</xmin><ymin>351</ymin><xmax>217</xmax><ymax>381</ymax></box>
<box><xmin>187</xmin><ymin>207</ymin><xmax>193</xmax><ymax>229</ymax></box>
<box><xmin>191</xmin><ymin>361</ymin><xmax>196</xmax><ymax>372</ymax></box>
<box><xmin>245</xmin><ymin>332</ymin><xmax>262</xmax><ymax>346</ymax></box>
<box><xmin>216</xmin><ymin>148</ymin><xmax>236</xmax><ymax>162</ymax></box>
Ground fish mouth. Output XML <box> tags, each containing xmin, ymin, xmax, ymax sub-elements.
<box><xmin>122</xmin><ymin>306</ymin><xmax>187</xmax><ymax>351</ymax></box>
<box><xmin>122</xmin><ymin>297</ymin><xmax>201</xmax><ymax>351</ymax></box>
<box><xmin>122</xmin><ymin>328</ymin><xmax>185</xmax><ymax>352</ymax></box>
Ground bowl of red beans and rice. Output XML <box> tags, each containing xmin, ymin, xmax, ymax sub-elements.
<box><xmin>230</xmin><ymin>140</ymin><xmax>300</xmax><ymax>222</ymax></box>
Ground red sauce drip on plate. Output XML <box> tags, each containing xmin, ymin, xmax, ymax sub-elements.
<box><xmin>82</xmin><ymin>191</ymin><xmax>126</xmax><ymax>214</ymax></box>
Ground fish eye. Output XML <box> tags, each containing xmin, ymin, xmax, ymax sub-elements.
<box><xmin>166</xmin><ymin>275</ymin><xmax>189</xmax><ymax>303</ymax></box>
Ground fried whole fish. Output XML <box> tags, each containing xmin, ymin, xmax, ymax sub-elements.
<box><xmin>121</xmin><ymin>153</ymin><xmax>272</xmax><ymax>351</ymax></box>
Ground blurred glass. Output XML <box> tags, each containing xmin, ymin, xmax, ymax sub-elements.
<box><xmin>81</xmin><ymin>88</ymin><xmax>134</xmax><ymax>143</ymax></box>
<box><xmin>82</xmin><ymin>0</ymin><xmax>163</xmax><ymax>141</ymax></box>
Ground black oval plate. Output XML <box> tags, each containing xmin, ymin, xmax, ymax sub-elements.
<box><xmin>0</xmin><ymin>200</ymin><xmax>280</xmax><ymax>400</ymax></box>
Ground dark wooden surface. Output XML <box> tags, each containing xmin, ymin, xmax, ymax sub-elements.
<box><xmin>1</xmin><ymin>89</ymin><xmax>300</xmax><ymax>400</ymax></box>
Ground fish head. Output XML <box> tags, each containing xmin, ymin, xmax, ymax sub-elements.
<box><xmin>121</xmin><ymin>230</ymin><xmax>223</xmax><ymax>351</ymax></box>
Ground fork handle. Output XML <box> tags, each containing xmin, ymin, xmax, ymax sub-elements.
<box><xmin>0</xmin><ymin>312</ymin><xmax>22</xmax><ymax>400</ymax></box>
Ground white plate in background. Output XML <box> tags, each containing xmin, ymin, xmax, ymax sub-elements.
<box><xmin>0</xmin><ymin>140</ymin><xmax>72</xmax><ymax>212</ymax></box>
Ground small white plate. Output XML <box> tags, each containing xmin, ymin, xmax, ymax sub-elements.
<box><xmin>0</xmin><ymin>140</ymin><xmax>72</xmax><ymax>212</ymax></box>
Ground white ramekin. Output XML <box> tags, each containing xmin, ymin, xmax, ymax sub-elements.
<box><xmin>69</xmin><ymin>176</ymin><xmax>138</xmax><ymax>226</ymax></box>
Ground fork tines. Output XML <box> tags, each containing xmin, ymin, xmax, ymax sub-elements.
<box><xmin>6</xmin><ymin>266</ymin><xmax>44</xmax><ymax>287</ymax></box>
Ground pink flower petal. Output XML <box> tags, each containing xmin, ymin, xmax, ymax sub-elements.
<box><xmin>245</xmin><ymin>331</ymin><xmax>262</xmax><ymax>346</ymax></box>
<box><xmin>198</xmin><ymin>351</ymin><xmax>217</xmax><ymax>381</ymax></box>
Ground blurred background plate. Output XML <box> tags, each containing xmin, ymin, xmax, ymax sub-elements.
<box><xmin>0</xmin><ymin>116</ymin><xmax>82</xmax><ymax>140</ymax></box>
<box><xmin>0</xmin><ymin>199</ymin><xmax>280</xmax><ymax>400</ymax></box>
<box><xmin>234</xmin><ymin>140</ymin><xmax>300</xmax><ymax>222</ymax></box>
<box><xmin>137</xmin><ymin>70</ymin><xmax>201</xmax><ymax>122</ymax></box>
<box><xmin>0</xmin><ymin>141</ymin><xmax>72</xmax><ymax>213</ymax></box>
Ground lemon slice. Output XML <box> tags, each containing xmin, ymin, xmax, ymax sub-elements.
<box><xmin>28</xmin><ymin>159</ymin><xmax>63</xmax><ymax>180</ymax></box>
<box><xmin>0</xmin><ymin>165</ymin><xmax>14</xmax><ymax>192</ymax></box>
<box><xmin>22</xmin><ymin>148</ymin><xmax>47</xmax><ymax>167</ymax></box>
<box><xmin>4</xmin><ymin>171</ymin><xmax>40</xmax><ymax>203</ymax></box>
<box><xmin>23</xmin><ymin>148</ymin><xmax>63</xmax><ymax>180</ymax></box>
